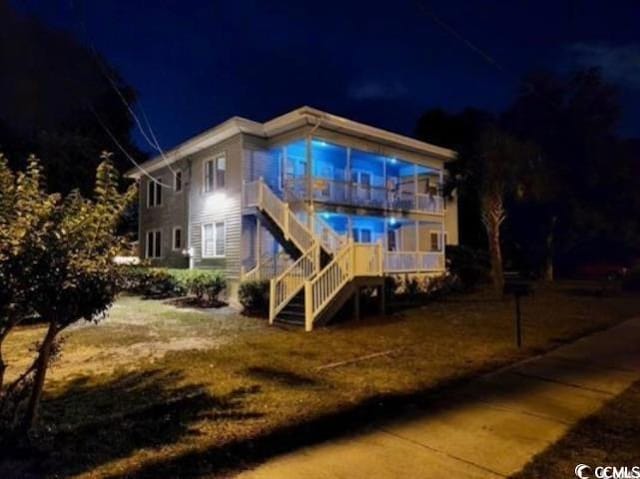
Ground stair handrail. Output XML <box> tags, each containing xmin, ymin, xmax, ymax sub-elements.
<box><xmin>304</xmin><ymin>240</ymin><xmax>384</xmax><ymax>331</ymax></box>
<box><xmin>281</xmin><ymin>185</ymin><xmax>347</xmax><ymax>255</ymax></box>
<box><xmin>269</xmin><ymin>242</ymin><xmax>320</xmax><ymax>323</ymax></box>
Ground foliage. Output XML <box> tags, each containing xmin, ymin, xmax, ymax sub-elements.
<box><xmin>238</xmin><ymin>280</ymin><xmax>270</xmax><ymax>316</ymax></box>
<box><xmin>118</xmin><ymin>267</ymin><xmax>185</xmax><ymax>298</ymax></box>
<box><xmin>446</xmin><ymin>245</ymin><xmax>490</xmax><ymax>290</ymax></box>
<box><xmin>178</xmin><ymin>270</ymin><xmax>226</xmax><ymax>303</ymax></box>
<box><xmin>0</xmin><ymin>3</ymin><xmax>146</xmax><ymax>196</ymax></box>
<box><xmin>0</xmin><ymin>153</ymin><xmax>135</xmax><ymax>438</ymax></box>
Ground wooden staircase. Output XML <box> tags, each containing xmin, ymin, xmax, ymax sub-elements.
<box><xmin>243</xmin><ymin>178</ymin><xmax>383</xmax><ymax>331</ymax></box>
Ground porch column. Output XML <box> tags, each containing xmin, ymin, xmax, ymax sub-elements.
<box><xmin>306</xmin><ymin>137</ymin><xmax>313</xmax><ymax>210</ymax></box>
<box><xmin>415</xmin><ymin>220</ymin><xmax>420</xmax><ymax>272</ymax></box>
<box><xmin>414</xmin><ymin>164</ymin><xmax>419</xmax><ymax>211</ymax></box>
<box><xmin>383</xmin><ymin>155</ymin><xmax>387</xmax><ymax>209</ymax></box>
<box><xmin>346</xmin><ymin>147</ymin><xmax>352</xmax><ymax>204</ymax></box>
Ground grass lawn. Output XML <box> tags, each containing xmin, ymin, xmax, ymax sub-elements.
<box><xmin>512</xmin><ymin>379</ymin><xmax>640</xmax><ymax>479</ymax></box>
<box><xmin>2</xmin><ymin>281</ymin><xmax>640</xmax><ymax>478</ymax></box>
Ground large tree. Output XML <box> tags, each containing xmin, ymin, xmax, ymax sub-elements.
<box><xmin>503</xmin><ymin>68</ymin><xmax>640</xmax><ymax>276</ymax></box>
<box><xmin>0</xmin><ymin>153</ymin><xmax>135</xmax><ymax>438</ymax></box>
<box><xmin>0</xmin><ymin>0</ymin><xmax>145</xmax><ymax>195</ymax></box>
<box><xmin>415</xmin><ymin>108</ymin><xmax>495</xmax><ymax>250</ymax></box>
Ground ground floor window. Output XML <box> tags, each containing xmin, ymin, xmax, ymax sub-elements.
<box><xmin>146</xmin><ymin>230</ymin><xmax>162</xmax><ymax>258</ymax></box>
<box><xmin>202</xmin><ymin>221</ymin><xmax>225</xmax><ymax>258</ymax></box>
<box><xmin>173</xmin><ymin>227</ymin><xmax>182</xmax><ymax>251</ymax></box>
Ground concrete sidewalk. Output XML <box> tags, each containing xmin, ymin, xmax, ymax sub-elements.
<box><xmin>237</xmin><ymin>317</ymin><xmax>640</xmax><ymax>478</ymax></box>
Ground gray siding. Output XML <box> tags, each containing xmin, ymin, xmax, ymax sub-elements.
<box><xmin>188</xmin><ymin>134</ymin><xmax>243</xmax><ymax>279</ymax></box>
<box><xmin>139</xmin><ymin>159</ymin><xmax>189</xmax><ymax>268</ymax></box>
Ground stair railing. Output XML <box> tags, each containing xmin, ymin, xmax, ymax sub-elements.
<box><xmin>304</xmin><ymin>240</ymin><xmax>383</xmax><ymax>331</ymax></box>
<box><xmin>244</xmin><ymin>178</ymin><xmax>316</xmax><ymax>255</ymax></box>
<box><xmin>269</xmin><ymin>242</ymin><xmax>320</xmax><ymax>324</ymax></box>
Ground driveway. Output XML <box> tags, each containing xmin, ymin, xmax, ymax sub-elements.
<box><xmin>236</xmin><ymin>317</ymin><xmax>640</xmax><ymax>478</ymax></box>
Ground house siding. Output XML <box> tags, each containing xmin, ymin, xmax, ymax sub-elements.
<box><xmin>138</xmin><ymin>159</ymin><xmax>189</xmax><ymax>268</ymax></box>
<box><xmin>188</xmin><ymin>134</ymin><xmax>243</xmax><ymax>280</ymax></box>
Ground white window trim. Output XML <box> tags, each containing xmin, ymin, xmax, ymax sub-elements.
<box><xmin>145</xmin><ymin>229</ymin><xmax>163</xmax><ymax>259</ymax></box>
<box><xmin>172</xmin><ymin>226</ymin><xmax>183</xmax><ymax>251</ymax></box>
<box><xmin>174</xmin><ymin>169</ymin><xmax>183</xmax><ymax>193</ymax></box>
<box><xmin>203</xmin><ymin>153</ymin><xmax>226</xmax><ymax>193</ymax></box>
<box><xmin>146</xmin><ymin>178</ymin><xmax>163</xmax><ymax>208</ymax></box>
<box><xmin>201</xmin><ymin>222</ymin><xmax>226</xmax><ymax>258</ymax></box>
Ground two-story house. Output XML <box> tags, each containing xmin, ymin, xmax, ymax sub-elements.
<box><xmin>127</xmin><ymin>107</ymin><xmax>458</xmax><ymax>330</ymax></box>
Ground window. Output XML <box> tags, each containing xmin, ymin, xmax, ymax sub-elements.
<box><xmin>204</xmin><ymin>155</ymin><xmax>226</xmax><ymax>192</ymax></box>
<box><xmin>174</xmin><ymin>170</ymin><xmax>182</xmax><ymax>192</ymax></box>
<box><xmin>173</xmin><ymin>227</ymin><xmax>182</xmax><ymax>251</ymax></box>
<box><xmin>202</xmin><ymin>221</ymin><xmax>225</xmax><ymax>258</ymax></box>
<box><xmin>146</xmin><ymin>230</ymin><xmax>162</xmax><ymax>258</ymax></box>
<box><xmin>352</xmin><ymin>228</ymin><xmax>372</xmax><ymax>243</ymax></box>
<box><xmin>147</xmin><ymin>178</ymin><xmax>163</xmax><ymax>207</ymax></box>
<box><xmin>430</xmin><ymin>231</ymin><xmax>441</xmax><ymax>252</ymax></box>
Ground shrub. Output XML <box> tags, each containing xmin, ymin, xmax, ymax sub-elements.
<box><xmin>446</xmin><ymin>245</ymin><xmax>490</xmax><ymax>290</ymax></box>
<box><xmin>118</xmin><ymin>267</ymin><xmax>184</xmax><ymax>298</ymax></box>
<box><xmin>238</xmin><ymin>280</ymin><xmax>270</xmax><ymax>316</ymax></box>
<box><xmin>178</xmin><ymin>270</ymin><xmax>226</xmax><ymax>303</ymax></box>
<box><xmin>404</xmin><ymin>275</ymin><xmax>421</xmax><ymax>296</ymax></box>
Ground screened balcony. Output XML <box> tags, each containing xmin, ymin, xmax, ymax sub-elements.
<box><xmin>319</xmin><ymin>212</ymin><xmax>445</xmax><ymax>273</ymax></box>
<box><xmin>251</xmin><ymin>138</ymin><xmax>445</xmax><ymax>214</ymax></box>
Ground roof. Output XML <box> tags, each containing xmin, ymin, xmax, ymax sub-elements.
<box><xmin>125</xmin><ymin>106</ymin><xmax>457</xmax><ymax>179</ymax></box>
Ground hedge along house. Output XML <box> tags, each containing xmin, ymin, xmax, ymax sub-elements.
<box><xmin>127</xmin><ymin>107</ymin><xmax>458</xmax><ymax>330</ymax></box>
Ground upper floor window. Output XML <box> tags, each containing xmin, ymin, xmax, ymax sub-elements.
<box><xmin>174</xmin><ymin>170</ymin><xmax>182</xmax><ymax>192</ymax></box>
<box><xmin>147</xmin><ymin>178</ymin><xmax>162</xmax><ymax>207</ymax></box>
<box><xmin>204</xmin><ymin>155</ymin><xmax>226</xmax><ymax>192</ymax></box>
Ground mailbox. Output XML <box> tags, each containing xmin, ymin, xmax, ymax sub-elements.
<box><xmin>503</xmin><ymin>272</ymin><xmax>533</xmax><ymax>349</ymax></box>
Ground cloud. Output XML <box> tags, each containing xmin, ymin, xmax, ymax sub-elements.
<box><xmin>565</xmin><ymin>43</ymin><xmax>640</xmax><ymax>89</ymax></box>
<box><xmin>348</xmin><ymin>81</ymin><xmax>408</xmax><ymax>100</ymax></box>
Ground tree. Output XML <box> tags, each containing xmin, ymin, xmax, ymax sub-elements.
<box><xmin>0</xmin><ymin>0</ymin><xmax>145</xmax><ymax>195</ymax></box>
<box><xmin>415</xmin><ymin>108</ymin><xmax>495</xmax><ymax>250</ymax></box>
<box><xmin>0</xmin><ymin>153</ymin><xmax>135</xmax><ymax>437</ymax></box>
<box><xmin>475</xmin><ymin>128</ymin><xmax>536</xmax><ymax>293</ymax></box>
<box><xmin>503</xmin><ymin>68</ymin><xmax>639</xmax><ymax>277</ymax></box>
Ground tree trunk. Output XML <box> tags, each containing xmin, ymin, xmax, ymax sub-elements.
<box><xmin>482</xmin><ymin>192</ymin><xmax>506</xmax><ymax>295</ymax></box>
<box><xmin>543</xmin><ymin>216</ymin><xmax>557</xmax><ymax>282</ymax></box>
<box><xmin>21</xmin><ymin>321</ymin><xmax>58</xmax><ymax>433</ymax></box>
<box><xmin>486</xmin><ymin>217</ymin><xmax>504</xmax><ymax>294</ymax></box>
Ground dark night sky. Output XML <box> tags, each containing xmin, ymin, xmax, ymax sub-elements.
<box><xmin>13</xmin><ymin>0</ymin><xmax>640</xmax><ymax>152</ymax></box>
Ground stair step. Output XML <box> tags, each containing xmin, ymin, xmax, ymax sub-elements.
<box><xmin>275</xmin><ymin>315</ymin><xmax>305</xmax><ymax>326</ymax></box>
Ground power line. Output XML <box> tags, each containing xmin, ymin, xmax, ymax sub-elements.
<box><xmin>89</xmin><ymin>105</ymin><xmax>171</xmax><ymax>188</ymax></box>
<box><xmin>414</xmin><ymin>0</ymin><xmax>562</xmax><ymax>112</ymax></box>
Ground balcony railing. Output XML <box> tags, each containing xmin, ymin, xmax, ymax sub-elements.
<box><xmin>283</xmin><ymin>177</ymin><xmax>444</xmax><ymax>214</ymax></box>
<box><xmin>385</xmin><ymin>251</ymin><xmax>445</xmax><ymax>272</ymax></box>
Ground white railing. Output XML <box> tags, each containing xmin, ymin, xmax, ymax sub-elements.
<box><xmin>415</xmin><ymin>194</ymin><xmax>444</xmax><ymax>214</ymax></box>
<box><xmin>269</xmin><ymin>243</ymin><xmax>320</xmax><ymax>323</ymax></box>
<box><xmin>244</xmin><ymin>179</ymin><xmax>316</xmax><ymax>254</ymax></box>
<box><xmin>304</xmin><ymin>241</ymin><xmax>383</xmax><ymax>331</ymax></box>
<box><xmin>242</xmin><ymin>253</ymin><xmax>292</xmax><ymax>282</ymax></box>
<box><xmin>311</xmin><ymin>213</ymin><xmax>347</xmax><ymax>254</ymax></box>
<box><xmin>284</xmin><ymin>177</ymin><xmax>445</xmax><ymax>215</ymax></box>
<box><xmin>385</xmin><ymin>251</ymin><xmax>445</xmax><ymax>272</ymax></box>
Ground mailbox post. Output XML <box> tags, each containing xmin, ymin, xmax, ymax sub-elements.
<box><xmin>503</xmin><ymin>273</ymin><xmax>532</xmax><ymax>349</ymax></box>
